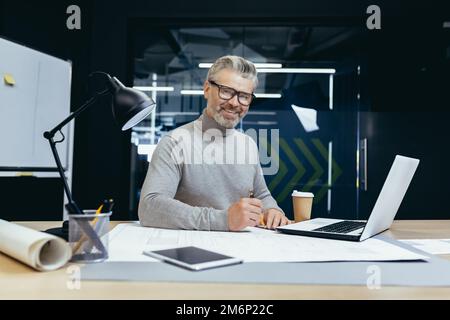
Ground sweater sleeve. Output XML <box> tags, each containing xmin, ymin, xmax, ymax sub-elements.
<box><xmin>138</xmin><ymin>135</ymin><xmax>229</xmax><ymax>231</ymax></box>
<box><xmin>253</xmin><ymin>164</ymin><xmax>285</xmax><ymax>215</ymax></box>
<box><xmin>249</xmin><ymin>137</ymin><xmax>285</xmax><ymax>215</ymax></box>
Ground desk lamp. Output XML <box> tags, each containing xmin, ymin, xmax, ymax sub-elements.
<box><xmin>43</xmin><ymin>72</ymin><xmax>156</xmax><ymax>239</ymax></box>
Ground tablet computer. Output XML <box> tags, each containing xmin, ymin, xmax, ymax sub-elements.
<box><xmin>143</xmin><ymin>246</ymin><xmax>243</xmax><ymax>271</ymax></box>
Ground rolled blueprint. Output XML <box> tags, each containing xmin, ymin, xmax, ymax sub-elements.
<box><xmin>0</xmin><ymin>219</ymin><xmax>71</xmax><ymax>271</ymax></box>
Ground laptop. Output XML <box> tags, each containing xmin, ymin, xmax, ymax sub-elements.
<box><xmin>276</xmin><ymin>155</ymin><xmax>420</xmax><ymax>241</ymax></box>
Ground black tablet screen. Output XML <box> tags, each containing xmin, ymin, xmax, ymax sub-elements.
<box><xmin>151</xmin><ymin>246</ymin><xmax>233</xmax><ymax>264</ymax></box>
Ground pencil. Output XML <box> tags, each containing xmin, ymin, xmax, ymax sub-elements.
<box><xmin>72</xmin><ymin>202</ymin><xmax>103</xmax><ymax>254</ymax></box>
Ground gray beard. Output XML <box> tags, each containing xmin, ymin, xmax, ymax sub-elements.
<box><xmin>211</xmin><ymin>107</ymin><xmax>242</xmax><ymax>129</ymax></box>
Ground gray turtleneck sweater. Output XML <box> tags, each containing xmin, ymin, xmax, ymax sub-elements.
<box><xmin>138</xmin><ymin>110</ymin><xmax>284</xmax><ymax>231</ymax></box>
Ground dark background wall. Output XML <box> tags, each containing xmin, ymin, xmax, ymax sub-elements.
<box><xmin>0</xmin><ymin>0</ymin><xmax>95</xmax><ymax>219</ymax></box>
<box><xmin>0</xmin><ymin>0</ymin><xmax>448</xmax><ymax>220</ymax></box>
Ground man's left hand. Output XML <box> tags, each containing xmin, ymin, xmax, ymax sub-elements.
<box><xmin>263</xmin><ymin>209</ymin><xmax>290</xmax><ymax>229</ymax></box>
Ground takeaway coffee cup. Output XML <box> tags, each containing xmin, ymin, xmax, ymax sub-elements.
<box><xmin>292</xmin><ymin>190</ymin><xmax>314</xmax><ymax>222</ymax></box>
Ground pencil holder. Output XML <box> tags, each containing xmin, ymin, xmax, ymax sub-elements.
<box><xmin>68</xmin><ymin>210</ymin><xmax>112</xmax><ymax>263</ymax></box>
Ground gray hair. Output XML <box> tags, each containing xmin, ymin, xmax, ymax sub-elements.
<box><xmin>207</xmin><ymin>55</ymin><xmax>258</xmax><ymax>88</ymax></box>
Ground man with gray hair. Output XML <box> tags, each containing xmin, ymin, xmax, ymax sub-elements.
<box><xmin>138</xmin><ymin>55</ymin><xmax>289</xmax><ymax>231</ymax></box>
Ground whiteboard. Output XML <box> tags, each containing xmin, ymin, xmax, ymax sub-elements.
<box><xmin>0</xmin><ymin>37</ymin><xmax>72</xmax><ymax>170</ymax></box>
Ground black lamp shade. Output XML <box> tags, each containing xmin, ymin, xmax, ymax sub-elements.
<box><xmin>108</xmin><ymin>76</ymin><xmax>156</xmax><ymax>131</ymax></box>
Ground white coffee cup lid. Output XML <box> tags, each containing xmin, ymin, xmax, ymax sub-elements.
<box><xmin>292</xmin><ymin>190</ymin><xmax>314</xmax><ymax>198</ymax></box>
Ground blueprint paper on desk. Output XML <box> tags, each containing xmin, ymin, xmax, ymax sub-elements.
<box><xmin>400</xmin><ymin>239</ymin><xmax>450</xmax><ymax>255</ymax></box>
<box><xmin>106</xmin><ymin>223</ymin><xmax>428</xmax><ymax>263</ymax></box>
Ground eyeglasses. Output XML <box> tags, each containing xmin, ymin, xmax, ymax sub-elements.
<box><xmin>208</xmin><ymin>80</ymin><xmax>255</xmax><ymax>106</ymax></box>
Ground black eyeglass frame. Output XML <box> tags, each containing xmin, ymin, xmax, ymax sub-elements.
<box><xmin>208</xmin><ymin>80</ymin><xmax>256</xmax><ymax>106</ymax></box>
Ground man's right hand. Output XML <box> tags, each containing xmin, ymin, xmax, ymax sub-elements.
<box><xmin>227</xmin><ymin>198</ymin><xmax>263</xmax><ymax>231</ymax></box>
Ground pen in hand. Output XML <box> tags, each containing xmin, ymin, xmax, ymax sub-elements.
<box><xmin>249</xmin><ymin>190</ymin><xmax>265</xmax><ymax>228</ymax></box>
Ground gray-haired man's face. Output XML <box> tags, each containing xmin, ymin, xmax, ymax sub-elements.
<box><xmin>203</xmin><ymin>69</ymin><xmax>255</xmax><ymax>129</ymax></box>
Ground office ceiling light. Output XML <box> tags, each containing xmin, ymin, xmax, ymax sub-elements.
<box><xmin>180</xmin><ymin>90</ymin><xmax>205</xmax><ymax>95</ymax></box>
<box><xmin>254</xmin><ymin>93</ymin><xmax>282</xmax><ymax>98</ymax></box>
<box><xmin>180</xmin><ymin>90</ymin><xmax>281</xmax><ymax>98</ymax></box>
<box><xmin>257</xmin><ymin>68</ymin><xmax>336</xmax><ymax>74</ymax></box>
<box><xmin>199</xmin><ymin>63</ymin><xmax>282</xmax><ymax>69</ymax></box>
<box><xmin>133</xmin><ymin>86</ymin><xmax>174</xmax><ymax>92</ymax></box>
<box><xmin>199</xmin><ymin>64</ymin><xmax>334</xmax><ymax>73</ymax></box>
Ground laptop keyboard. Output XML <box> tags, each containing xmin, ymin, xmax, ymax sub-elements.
<box><xmin>312</xmin><ymin>221</ymin><xmax>366</xmax><ymax>234</ymax></box>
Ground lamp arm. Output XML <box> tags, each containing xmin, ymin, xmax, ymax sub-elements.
<box><xmin>47</xmin><ymin>135</ymin><xmax>83</xmax><ymax>214</ymax></box>
<box><xmin>44</xmin><ymin>90</ymin><xmax>109</xmax><ymax>139</ymax></box>
<box><xmin>43</xmin><ymin>90</ymin><xmax>110</xmax><ymax>215</ymax></box>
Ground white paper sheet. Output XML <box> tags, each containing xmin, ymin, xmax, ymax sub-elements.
<box><xmin>400</xmin><ymin>239</ymin><xmax>450</xmax><ymax>255</ymax></box>
<box><xmin>106</xmin><ymin>223</ymin><xmax>428</xmax><ymax>263</ymax></box>
<box><xmin>291</xmin><ymin>104</ymin><xmax>319</xmax><ymax>132</ymax></box>
<box><xmin>0</xmin><ymin>219</ymin><xmax>71</xmax><ymax>271</ymax></box>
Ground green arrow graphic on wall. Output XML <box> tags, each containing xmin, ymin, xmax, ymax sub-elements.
<box><xmin>264</xmin><ymin>138</ymin><xmax>342</xmax><ymax>205</ymax></box>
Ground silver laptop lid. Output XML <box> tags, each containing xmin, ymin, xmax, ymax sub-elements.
<box><xmin>360</xmin><ymin>155</ymin><xmax>420</xmax><ymax>241</ymax></box>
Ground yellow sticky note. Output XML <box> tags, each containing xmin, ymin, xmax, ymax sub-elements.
<box><xmin>4</xmin><ymin>74</ymin><xmax>15</xmax><ymax>86</ymax></box>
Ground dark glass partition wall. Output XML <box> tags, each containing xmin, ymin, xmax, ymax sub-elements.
<box><xmin>357</xmin><ymin>21</ymin><xmax>450</xmax><ymax>220</ymax></box>
<box><xmin>128</xmin><ymin>22</ymin><xmax>364</xmax><ymax>221</ymax></box>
